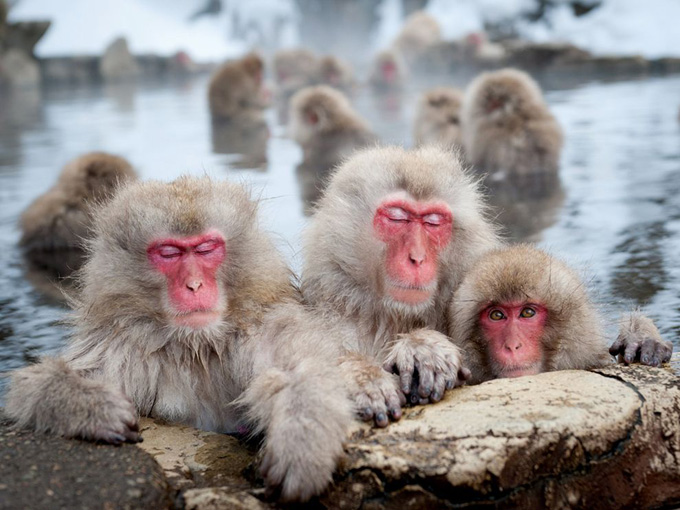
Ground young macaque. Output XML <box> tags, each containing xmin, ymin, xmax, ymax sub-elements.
<box><xmin>369</xmin><ymin>49</ymin><xmax>407</xmax><ymax>91</ymax></box>
<box><xmin>461</xmin><ymin>68</ymin><xmax>563</xmax><ymax>183</ymax></box>
<box><xmin>449</xmin><ymin>244</ymin><xmax>673</xmax><ymax>384</ymax></box>
<box><xmin>413</xmin><ymin>87</ymin><xmax>464</xmax><ymax>148</ymax></box>
<box><xmin>6</xmin><ymin>176</ymin><xmax>352</xmax><ymax>502</ymax></box>
<box><xmin>289</xmin><ymin>85</ymin><xmax>378</xmax><ymax>174</ymax></box>
<box><xmin>300</xmin><ymin>146</ymin><xmax>501</xmax><ymax>426</ymax></box>
<box><xmin>208</xmin><ymin>52</ymin><xmax>268</xmax><ymax>123</ymax></box>
<box><xmin>317</xmin><ymin>55</ymin><xmax>355</xmax><ymax>93</ymax></box>
<box><xmin>19</xmin><ymin>152</ymin><xmax>138</xmax><ymax>276</ymax></box>
<box><xmin>392</xmin><ymin>11</ymin><xmax>442</xmax><ymax>64</ymax></box>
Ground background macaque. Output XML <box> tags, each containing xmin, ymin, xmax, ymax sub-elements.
<box><xmin>369</xmin><ymin>49</ymin><xmax>407</xmax><ymax>91</ymax></box>
<box><xmin>273</xmin><ymin>48</ymin><xmax>319</xmax><ymax>95</ymax></box>
<box><xmin>317</xmin><ymin>55</ymin><xmax>355</xmax><ymax>93</ymax></box>
<box><xmin>19</xmin><ymin>152</ymin><xmax>138</xmax><ymax>277</ymax></box>
<box><xmin>208</xmin><ymin>52</ymin><xmax>268</xmax><ymax>122</ymax></box>
<box><xmin>392</xmin><ymin>11</ymin><xmax>442</xmax><ymax>64</ymax></box>
<box><xmin>6</xmin><ymin>176</ymin><xmax>351</xmax><ymax>502</ymax></box>
<box><xmin>300</xmin><ymin>146</ymin><xmax>501</xmax><ymax>426</ymax></box>
<box><xmin>289</xmin><ymin>85</ymin><xmax>378</xmax><ymax>173</ymax></box>
<box><xmin>449</xmin><ymin>244</ymin><xmax>673</xmax><ymax>384</ymax></box>
<box><xmin>461</xmin><ymin>68</ymin><xmax>563</xmax><ymax>184</ymax></box>
<box><xmin>413</xmin><ymin>87</ymin><xmax>464</xmax><ymax>148</ymax></box>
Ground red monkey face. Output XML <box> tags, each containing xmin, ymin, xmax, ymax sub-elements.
<box><xmin>373</xmin><ymin>198</ymin><xmax>453</xmax><ymax>305</ymax></box>
<box><xmin>480</xmin><ymin>302</ymin><xmax>547</xmax><ymax>378</ymax></box>
<box><xmin>147</xmin><ymin>230</ymin><xmax>226</xmax><ymax>329</ymax></box>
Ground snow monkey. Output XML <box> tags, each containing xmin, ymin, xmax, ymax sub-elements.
<box><xmin>6</xmin><ymin>176</ymin><xmax>352</xmax><ymax>502</ymax></box>
<box><xmin>317</xmin><ymin>55</ymin><xmax>355</xmax><ymax>93</ymax></box>
<box><xmin>300</xmin><ymin>145</ymin><xmax>501</xmax><ymax>426</ymax></box>
<box><xmin>449</xmin><ymin>244</ymin><xmax>673</xmax><ymax>384</ymax></box>
<box><xmin>392</xmin><ymin>10</ymin><xmax>442</xmax><ymax>64</ymax></box>
<box><xmin>19</xmin><ymin>152</ymin><xmax>138</xmax><ymax>275</ymax></box>
<box><xmin>289</xmin><ymin>85</ymin><xmax>378</xmax><ymax>174</ymax></box>
<box><xmin>208</xmin><ymin>52</ymin><xmax>268</xmax><ymax>122</ymax></box>
<box><xmin>413</xmin><ymin>87</ymin><xmax>464</xmax><ymax>148</ymax></box>
<box><xmin>370</xmin><ymin>49</ymin><xmax>408</xmax><ymax>91</ymax></box>
<box><xmin>461</xmin><ymin>68</ymin><xmax>563</xmax><ymax>183</ymax></box>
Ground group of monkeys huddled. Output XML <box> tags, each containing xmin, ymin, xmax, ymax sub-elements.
<box><xmin>8</xmin><ymin>26</ymin><xmax>674</xmax><ymax>506</ymax></box>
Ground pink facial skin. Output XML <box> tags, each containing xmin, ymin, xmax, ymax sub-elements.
<box><xmin>480</xmin><ymin>302</ymin><xmax>548</xmax><ymax>378</ymax></box>
<box><xmin>147</xmin><ymin>231</ymin><xmax>226</xmax><ymax>329</ymax></box>
<box><xmin>373</xmin><ymin>199</ymin><xmax>453</xmax><ymax>305</ymax></box>
<box><xmin>382</xmin><ymin>61</ymin><xmax>397</xmax><ymax>84</ymax></box>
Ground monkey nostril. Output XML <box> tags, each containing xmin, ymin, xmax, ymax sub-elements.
<box><xmin>186</xmin><ymin>280</ymin><xmax>202</xmax><ymax>292</ymax></box>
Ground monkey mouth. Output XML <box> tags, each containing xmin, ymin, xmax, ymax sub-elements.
<box><xmin>499</xmin><ymin>363</ymin><xmax>542</xmax><ymax>379</ymax></box>
<box><xmin>171</xmin><ymin>309</ymin><xmax>221</xmax><ymax>329</ymax></box>
<box><xmin>387</xmin><ymin>281</ymin><xmax>436</xmax><ymax>305</ymax></box>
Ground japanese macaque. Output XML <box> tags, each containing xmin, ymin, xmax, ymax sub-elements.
<box><xmin>369</xmin><ymin>49</ymin><xmax>407</xmax><ymax>91</ymax></box>
<box><xmin>317</xmin><ymin>55</ymin><xmax>355</xmax><ymax>93</ymax></box>
<box><xmin>461</xmin><ymin>68</ymin><xmax>563</xmax><ymax>184</ymax></box>
<box><xmin>208</xmin><ymin>52</ymin><xmax>268</xmax><ymax>123</ymax></box>
<box><xmin>6</xmin><ymin>176</ymin><xmax>352</xmax><ymax>502</ymax></box>
<box><xmin>19</xmin><ymin>152</ymin><xmax>138</xmax><ymax>277</ymax></box>
<box><xmin>449</xmin><ymin>245</ymin><xmax>673</xmax><ymax>384</ymax></box>
<box><xmin>273</xmin><ymin>48</ymin><xmax>319</xmax><ymax>95</ymax></box>
<box><xmin>289</xmin><ymin>85</ymin><xmax>378</xmax><ymax>174</ymax></box>
<box><xmin>392</xmin><ymin>11</ymin><xmax>441</xmax><ymax>64</ymax></box>
<box><xmin>413</xmin><ymin>87</ymin><xmax>464</xmax><ymax>148</ymax></box>
<box><xmin>300</xmin><ymin>146</ymin><xmax>501</xmax><ymax>426</ymax></box>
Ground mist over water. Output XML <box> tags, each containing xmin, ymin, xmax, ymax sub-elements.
<box><xmin>1</xmin><ymin>71</ymin><xmax>679</xmax><ymax>395</ymax></box>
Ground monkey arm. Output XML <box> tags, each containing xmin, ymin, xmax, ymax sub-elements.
<box><xmin>382</xmin><ymin>329</ymin><xmax>471</xmax><ymax>404</ymax></box>
<box><xmin>235</xmin><ymin>303</ymin><xmax>352</xmax><ymax>502</ymax></box>
<box><xmin>609</xmin><ymin>311</ymin><xmax>673</xmax><ymax>367</ymax></box>
<box><xmin>4</xmin><ymin>357</ymin><xmax>140</xmax><ymax>444</ymax></box>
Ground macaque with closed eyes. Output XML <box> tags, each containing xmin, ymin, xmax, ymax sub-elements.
<box><xmin>6</xmin><ymin>176</ymin><xmax>352</xmax><ymax>502</ymax></box>
<box><xmin>208</xmin><ymin>52</ymin><xmax>268</xmax><ymax>123</ymax></box>
<box><xmin>300</xmin><ymin>145</ymin><xmax>501</xmax><ymax>426</ymax></box>
<box><xmin>449</xmin><ymin>244</ymin><xmax>672</xmax><ymax>384</ymax></box>
<box><xmin>19</xmin><ymin>152</ymin><xmax>138</xmax><ymax>276</ymax></box>
<box><xmin>461</xmin><ymin>68</ymin><xmax>563</xmax><ymax>184</ymax></box>
<box><xmin>413</xmin><ymin>87</ymin><xmax>464</xmax><ymax>148</ymax></box>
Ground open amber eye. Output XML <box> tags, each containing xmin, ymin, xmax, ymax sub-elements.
<box><xmin>520</xmin><ymin>307</ymin><xmax>536</xmax><ymax>318</ymax></box>
<box><xmin>489</xmin><ymin>309</ymin><xmax>505</xmax><ymax>321</ymax></box>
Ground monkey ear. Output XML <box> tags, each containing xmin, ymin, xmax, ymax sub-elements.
<box><xmin>307</xmin><ymin>111</ymin><xmax>319</xmax><ymax>125</ymax></box>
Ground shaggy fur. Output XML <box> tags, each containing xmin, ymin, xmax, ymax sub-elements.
<box><xmin>289</xmin><ymin>85</ymin><xmax>378</xmax><ymax>173</ymax></box>
<box><xmin>413</xmin><ymin>87</ymin><xmax>464</xmax><ymax>148</ymax></box>
<box><xmin>19</xmin><ymin>152</ymin><xmax>138</xmax><ymax>256</ymax></box>
<box><xmin>208</xmin><ymin>52</ymin><xmax>266</xmax><ymax>122</ymax></box>
<box><xmin>301</xmin><ymin>145</ymin><xmax>501</xmax><ymax>422</ymax></box>
<box><xmin>6</xmin><ymin>176</ymin><xmax>352</xmax><ymax>502</ymax></box>
<box><xmin>449</xmin><ymin>244</ymin><xmax>672</xmax><ymax>384</ymax></box>
<box><xmin>461</xmin><ymin>68</ymin><xmax>563</xmax><ymax>180</ymax></box>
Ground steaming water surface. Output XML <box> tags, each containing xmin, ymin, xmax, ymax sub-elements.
<box><xmin>1</xmin><ymin>73</ymin><xmax>679</xmax><ymax>393</ymax></box>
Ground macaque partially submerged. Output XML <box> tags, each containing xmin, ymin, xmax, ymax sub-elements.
<box><xmin>449</xmin><ymin>244</ymin><xmax>673</xmax><ymax>384</ymax></box>
<box><xmin>208</xmin><ymin>52</ymin><xmax>268</xmax><ymax>123</ymax></box>
<box><xmin>413</xmin><ymin>87</ymin><xmax>464</xmax><ymax>148</ymax></box>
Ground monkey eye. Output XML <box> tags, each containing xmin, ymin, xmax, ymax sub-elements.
<box><xmin>520</xmin><ymin>307</ymin><xmax>536</xmax><ymax>318</ymax></box>
<box><xmin>158</xmin><ymin>245</ymin><xmax>183</xmax><ymax>259</ymax></box>
<box><xmin>385</xmin><ymin>207</ymin><xmax>409</xmax><ymax>222</ymax></box>
<box><xmin>422</xmin><ymin>213</ymin><xmax>445</xmax><ymax>226</ymax></box>
<box><xmin>195</xmin><ymin>240</ymin><xmax>219</xmax><ymax>255</ymax></box>
<box><xmin>489</xmin><ymin>309</ymin><xmax>505</xmax><ymax>321</ymax></box>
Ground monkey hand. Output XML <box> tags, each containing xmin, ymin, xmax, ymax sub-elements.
<box><xmin>383</xmin><ymin>329</ymin><xmax>470</xmax><ymax>405</ymax></box>
<box><xmin>84</xmin><ymin>386</ymin><xmax>142</xmax><ymax>445</ymax></box>
<box><xmin>610</xmin><ymin>312</ymin><xmax>673</xmax><ymax>367</ymax></box>
<box><xmin>339</xmin><ymin>354</ymin><xmax>405</xmax><ymax>427</ymax></box>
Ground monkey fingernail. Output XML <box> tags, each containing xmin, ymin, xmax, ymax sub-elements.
<box><xmin>359</xmin><ymin>407</ymin><xmax>374</xmax><ymax>421</ymax></box>
<box><xmin>445</xmin><ymin>380</ymin><xmax>454</xmax><ymax>390</ymax></box>
<box><xmin>375</xmin><ymin>413</ymin><xmax>388</xmax><ymax>427</ymax></box>
<box><xmin>388</xmin><ymin>407</ymin><xmax>402</xmax><ymax>420</ymax></box>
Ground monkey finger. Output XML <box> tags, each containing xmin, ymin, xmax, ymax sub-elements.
<box><xmin>416</xmin><ymin>363</ymin><xmax>435</xmax><ymax>399</ymax></box>
<box><xmin>458</xmin><ymin>366</ymin><xmax>471</xmax><ymax>382</ymax></box>
<box><xmin>99</xmin><ymin>431</ymin><xmax>127</xmax><ymax>445</ymax></box>
<box><xmin>609</xmin><ymin>337</ymin><xmax>624</xmax><ymax>356</ymax></box>
<box><xmin>640</xmin><ymin>338</ymin><xmax>658</xmax><ymax>365</ymax></box>
<box><xmin>431</xmin><ymin>373</ymin><xmax>447</xmax><ymax>403</ymax></box>
<box><xmin>399</xmin><ymin>371</ymin><xmax>413</xmax><ymax>395</ymax></box>
<box><xmin>385</xmin><ymin>393</ymin><xmax>403</xmax><ymax>421</ymax></box>
<box><xmin>623</xmin><ymin>341</ymin><xmax>641</xmax><ymax>364</ymax></box>
<box><xmin>123</xmin><ymin>430</ymin><xmax>143</xmax><ymax>443</ymax></box>
<box><xmin>652</xmin><ymin>343</ymin><xmax>671</xmax><ymax>367</ymax></box>
<box><xmin>358</xmin><ymin>407</ymin><xmax>374</xmax><ymax>422</ymax></box>
<box><xmin>374</xmin><ymin>410</ymin><xmax>389</xmax><ymax>428</ymax></box>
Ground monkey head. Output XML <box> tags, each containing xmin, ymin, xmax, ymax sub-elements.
<box><xmin>78</xmin><ymin>176</ymin><xmax>290</xmax><ymax>337</ymax></box>
<box><xmin>371</xmin><ymin>50</ymin><xmax>406</xmax><ymax>88</ymax></box>
<box><xmin>241</xmin><ymin>52</ymin><xmax>264</xmax><ymax>86</ymax></box>
<box><xmin>464</xmin><ymin>68</ymin><xmax>547</xmax><ymax>121</ymax></box>
<box><xmin>58</xmin><ymin>152</ymin><xmax>137</xmax><ymax>204</ymax></box>
<box><xmin>417</xmin><ymin>88</ymin><xmax>464</xmax><ymax>144</ymax></box>
<box><xmin>289</xmin><ymin>85</ymin><xmax>352</xmax><ymax>144</ymax></box>
<box><xmin>450</xmin><ymin>244</ymin><xmax>604</xmax><ymax>382</ymax></box>
<box><xmin>302</xmin><ymin>146</ymin><xmax>498</xmax><ymax>319</ymax></box>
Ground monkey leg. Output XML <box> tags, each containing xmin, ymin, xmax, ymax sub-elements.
<box><xmin>383</xmin><ymin>329</ymin><xmax>471</xmax><ymax>405</ymax></box>
<box><xmin>239</xmin><ymin>359</ymin><xmax>352</xmax><ymax>503</ymax></box>
<box><xmin>609</xmin><ymin>311</ymin><xmax>673</xmax><ymax>367</ymax></box>
<box><xmin>5</xmin><ymin>357</ymin><xmax>141</xmax><ymax>444</ymax></box>
<box><xmin>338</xmin><ymin>353</ymin><xmax>405</xmax><ymax>427</ymax></box>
